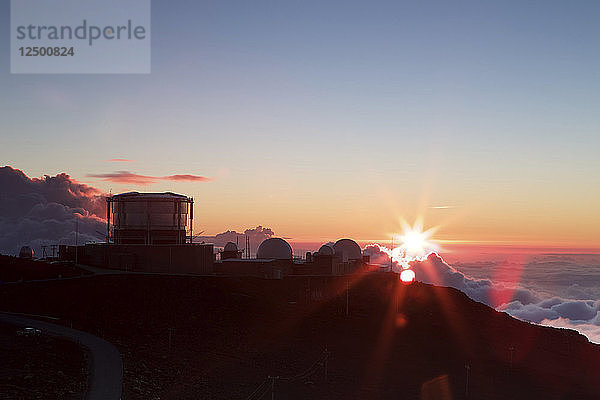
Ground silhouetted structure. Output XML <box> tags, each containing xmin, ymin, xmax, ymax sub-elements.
<box><xmin>83</xmin><ymin>242</ymin><xmax>214</xmax><ymax>274</ymax></box>
<box><xmin>216</xmin><ymin>237</ymin><xmax>293</xmax><ymax>278</ymax></box>
<box><xmin>220</xmin><ymin>242</ymin><xmax>243</xmax><ymax>260</ymax></box>
<box><xmin>215</xmin><ymin>238</ymin><xmax>367</xmax><ymax>278</ymax></box>
<box><xmin>68</xmin><ymin>192</ymin><xmax>368</xmax><ymax>277</ymax></box>
<box><xmin>70</xmin><ymin>192</ymin><xmax>215</xmax><ymax>274</ymax></box>
<box><xmin>106</xmin><ymin>192</ymin><xmax>194</xmax><ymax>245</ymax></box>
<box><xmin>18</xmin><ymin>246</ymin><xmax>34</xmax><ymax>259</ymax></box>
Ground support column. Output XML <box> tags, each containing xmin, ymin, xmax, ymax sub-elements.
<box><xmin>106</xmin><ymin>197</ymin><xmax>111</xmax><ymax>244</ymax></box>
<box><xmin>189</xmin><ymin>198</ymin><xmax>194</xmax><ymax>244</ymax></box>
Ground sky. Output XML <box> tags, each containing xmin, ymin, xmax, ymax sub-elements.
<box><xmin>1</xmin><ymin>0</ymin><xmax>599</xmax><ymax>247</ymax></box>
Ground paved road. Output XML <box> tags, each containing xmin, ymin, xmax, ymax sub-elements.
<box><xmin>0</xmin><ymin>313</ymin><xmax>122</xmax><ymax>400</ymax></box>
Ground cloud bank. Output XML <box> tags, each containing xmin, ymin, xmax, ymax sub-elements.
<box><xmin>196</xmin><ymin>226</ymin><xmax>275</xmax><ymax>254</ymax></box>
<box><xmin>0</xmin><ymin>166</ymin><xmax>106</xmax><ymax>256</ymax></box>
<box><xmin>410</xmin><ymin>253</ymin><xmax>600</xmax><ymax>344</ymax></box>
<box><xmin>87</xmin><ymin>171</ymin><xmax>212</xmax><ymax>185</ymax></box>
<box><xmin>363</xmin><ymin>244</ymin><xmax>393</xmax><ymax>266</ymax></box>
<box><xmin>363</xmin><ymin>247</ymin><xmax>600</xmax><ymax>343</ymax></box>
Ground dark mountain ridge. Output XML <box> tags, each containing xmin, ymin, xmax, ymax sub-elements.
<box><xmin>0</xmin><ymin>262</ymin><xmax>598</xmax><ymax>399</ymax></box>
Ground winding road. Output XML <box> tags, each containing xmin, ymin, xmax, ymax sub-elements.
<box><xmin>0</xmin><ymin>313</ymin><xmax>122</xmax><ymax>400</ymax></box>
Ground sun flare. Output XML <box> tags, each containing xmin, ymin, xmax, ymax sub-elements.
<box><xmin>366</xmin><ymin>219</ymin><xmax>439</xmax><ymax>276</ymax></box>
<box><xmin>395</xmin><ymin>220</ymin><xmax>437</xmax><ymax>259</ymax></box>
<box><xmin>398</xmin><ymin>230</ymin><xmax>429</xmax><ymax>254</ymax></box>
<box><xmin>383</xmin><ymin>219</ymin><xmax>439</xmax><ymax>273</ymax></box>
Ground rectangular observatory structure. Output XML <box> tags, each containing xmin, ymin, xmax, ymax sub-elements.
<box><xmin>83</xmin><ymin>191</ymin><xmax>214</xmax><ymax>274</ymax></box>
<box><xmin>107</xmin><ymin>192</ymin><xmax>194</xmax><ymax>245</ymax></box>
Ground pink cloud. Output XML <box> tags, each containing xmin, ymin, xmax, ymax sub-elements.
<box><xmin>106</xmin><ymin>158</ymin><xmax>134</xmax><ymax>162</ymax></box>
<box><xmin>87</xmin><ymin>171</ymin><xmax>213</xmax><ymax>185</ymax></box>
<box><xmin>166</xmin><ymin>174</ymin><xmax>212</xmax><ymax>182</ymax></box>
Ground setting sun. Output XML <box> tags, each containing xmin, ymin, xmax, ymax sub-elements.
<box><xmin>400</xmin><ymin>269</ymin><xmax>416</xmax><ymax>283</ymax></box>
<box><xmin>373</xmin><ymin>219</ymin><xmax>441</xmax><ymax>272</ymax></box>
<box><xmin>399</xmin><ymin>230</ymin><xmax>428</xmax><ymax>254</ymax></box>
<box><xmin>395</xmin><ymin>220</ymin><xmax>439</xmax><ymax>260</ymax></box>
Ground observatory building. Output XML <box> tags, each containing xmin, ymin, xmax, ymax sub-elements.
<box><xmin>62</xmin><ymin>190</ymin><xmax>367</xmax><ymax>278</ymax></box>
<box><xmin>333</xmin><ymin>239</ymin><xmax>362</xmax><ymax>263</ymax></box>
<box><xmin>107</xmin><ymin>192</ymin><xmax>194</xmax><ymax>245</ymax></box>
<box><xmin>296</xmin><ymin>239</ymin><xmax>365</xmax><ymax>275</ymax></box>
<box><xmin>215</xmin><ymin>237</ymin><xmax>294</xmax><ymax>279</ymax></box>
<box><xmin>215</xmin><ymin>237</ymin><xmax>367</xmax><ymax>278</ymax></box>
<box><xmin>18</xmin><ymin>246</ymin><xmax>34</xmax><ymax>259</ymax></box>
<box><xmin>220</xmin><ymin>242</ymin><xmax>243</xmax><ymax>260</ymax></box>
<box><xmin>81</xmin><ymin>192</ymin><xmax>213</xmax><ymax>274</ymax></box>
<box><xmin>256</xmin><ymin>238</ymin><xmax>293</xmax><ymax>260</ymax></box>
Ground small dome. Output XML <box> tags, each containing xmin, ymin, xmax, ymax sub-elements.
<box><xmin>318</xmin><ymin>245</ymin><xmax>334</xmax><ymax>256</ymax></box>
<box><xmin>333</xmin><ymin>239</ymin><xmax>362</xmax><ymax>262</ymax></box>
<box><xmin>223</xmin><ymin>242</ymin><xmax>238</xmax><ymax>252</ymax></box>
<box><xmin>256</xmin><ymin>238</ymin><xmax>292</xmax><ymax>260</ymax></box>
<box><xmin>19</xmin><ymin>246</ymin><xmax>34</xmax><ymax>259</ymax></box>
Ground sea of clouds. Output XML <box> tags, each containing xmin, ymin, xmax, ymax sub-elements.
<box><xmin>364</xmin><ymin>245</ymin><xmax>600</xmax><ymax>344</ymax></box>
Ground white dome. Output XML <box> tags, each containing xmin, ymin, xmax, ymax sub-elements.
<box><xmin>223</xmin><ymin>242</ymin><xmax>238</xmax><ymax>252</ymax></box>
<box><xmin>256</xmin><ymin>238</ymin><xmax>292</xmax><ymax>260</ymax></box>
<box><xmin>333</xmin><ymin>239</ymin><xmax>362</xmax><ymax>262</ymax></box>
<box><xmin>318</xmin><ymin>245</ymin><xmax>334</xmax><ymax>256</ymax></box>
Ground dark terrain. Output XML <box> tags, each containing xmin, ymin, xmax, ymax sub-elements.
<box><xmin>0</xmin><ymin>256</ymin><xmax>599</xmax><ymax>399</ymax></box>
<box><xmin>0</xmin><ymin>322</ymin><xmax>87</xmax><ymax>399</ymax></box>
<box><xmin>0</xmin><ymin>255</ymin><xmax>92</xmax><ymax>282</ymax></box>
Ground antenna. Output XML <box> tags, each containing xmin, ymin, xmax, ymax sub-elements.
<box><xmin>189</xmin><ymin>197</ymin><xmax>194</xmax><ymax>244</ymax></box>
<box><xmin>75</xmin><ymin>218</ymin><xmax>79</xmax><ymax>265</ymax></box>
<box><xmin>390</xmin><ymin>235</ymin><xmax>394</xmax><ymax>270</ymax></box>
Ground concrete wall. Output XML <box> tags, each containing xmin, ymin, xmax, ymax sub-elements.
<box><xmin>293</xmin><ymin>255</ymin><xmax>365</xmax><ymax>276</ymax></box>
<box><xmin>84</xmin><ymin>243</ymin><xmax>214</xmax><ymax>274</ymax></box>
<box><xmin>215</xmin><ymin>259</ymin><xmax>293</xmax><ymax>279</ymax></box>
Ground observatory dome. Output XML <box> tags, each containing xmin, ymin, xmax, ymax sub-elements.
<box><xmin>224</xmin><ymin>242</ymin><xmax>238</xmax><ymax>252</ymax></box>
<box><xmin>256</xmin><ymin>238</ymin><xmax>292</xmax><ymax>260</ymax></box>
<box><xmin>318</xmin><ymin>244</ymin><xmax>334</xmax><ymax>256</ymax></box>
<box><xmin>333</xmin><ymin>239</ymin><xmax>362</xmax><ymax>262</ymax></box>
<box><xmin>19</xmin><ymin>246</ymin><xmax>34</xmax><ymax>259</ymax></box>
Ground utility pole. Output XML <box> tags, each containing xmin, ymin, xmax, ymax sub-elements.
<box><xmin>75</xmin><ymin>218</ymin><xmax>79</xmax><ymax>265</ymax></box>
<box><xmin>345</xmin><ymin>278</ymin><xmax>349</xmax><ymax>316</ymax></box>
<box><xmin>189</xmin><ymin>197</ymin><xmax>193</xmax><ymax>244</ymax></box>
<box><xmin>508</xmin><ymin>346</ymin><xmax>515</xmax><ymax>370</ymax></box>
<box><xmin>324</xmin><ymin>346</ymin><xmax>329</xmax><ymax>382</ymax></box>
<box><xmin>268</xmin><ymin>376</ymin><xmax>279</xmax><ymax>400</ymax></box>
<box><xmin>390</xmin><ymin>236</ymin><xmax>394</xmax><ymax>271</ymax></box>
<box><xmin>168</xmin><ymin>327</ymin><xmax>175</xmax><ymax>352</ymax></box>
<box><xmin>465</xmin><ymin>363</ymin><xmax>470</xmax><ymax>398</ymax></box>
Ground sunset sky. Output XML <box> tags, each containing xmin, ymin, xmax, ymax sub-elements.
<box><xmin>1</xmin><ymin>1</ymin><xmax>599</xmax><ymax>247</ymax></box>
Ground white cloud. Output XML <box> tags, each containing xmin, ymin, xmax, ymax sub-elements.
<box><xmin>540</xmin><ymin>317</ymin><xmax>600</xmax><ymax>344</ymax></box>
<box><xmin>409</xmin><ymin>253</ymin><xmax>600</xmax><ymax>344</ymax></box>
<box><xmin>196</xmin><ymin>226</ymin><xmax>274</xmax><ymax>251</ymax></box>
